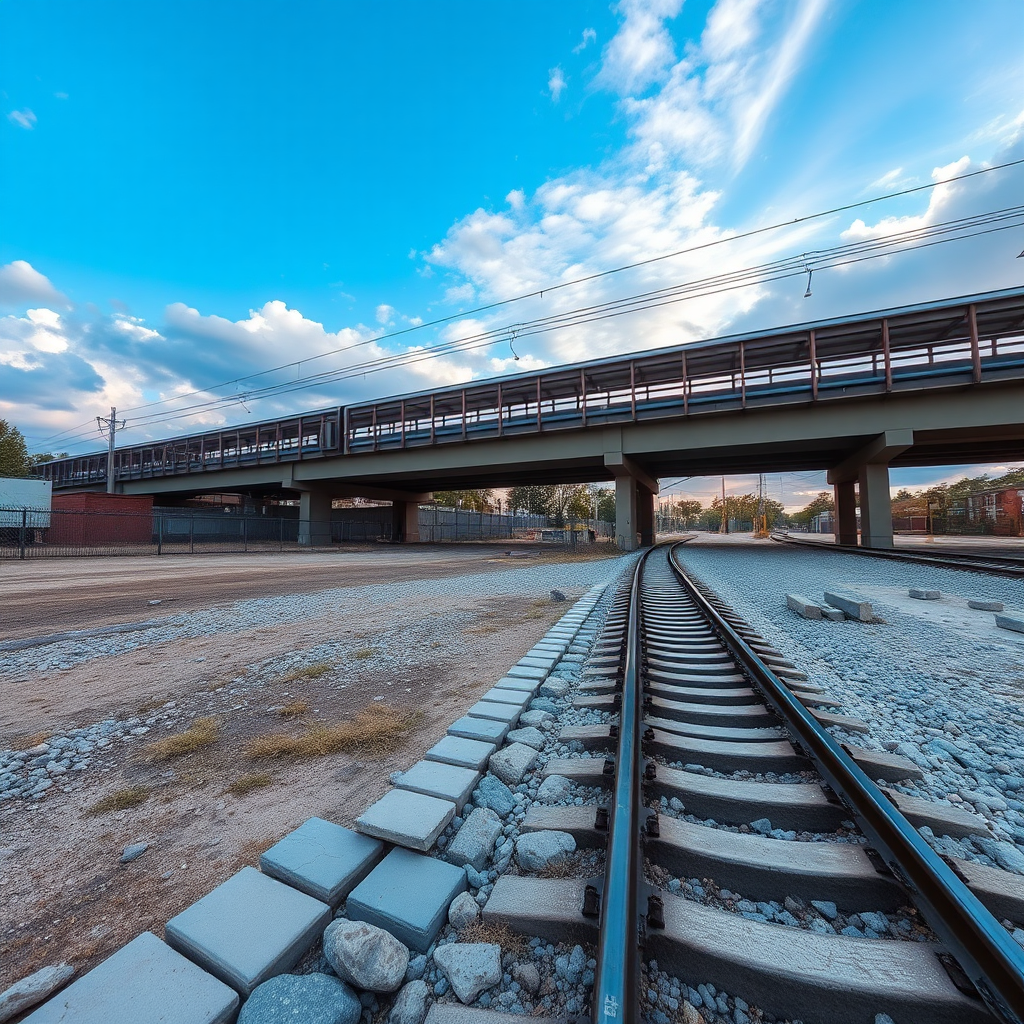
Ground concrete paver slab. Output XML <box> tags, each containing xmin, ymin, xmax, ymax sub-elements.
<box><xmin>355</xmin><ymin>789</ymin><xmax>456</xmax><ymax>852</ymax></box>
<box><xmin>164</xmin><ymin>867</ymin><xmax>331</xmax><ymax>996</ymax></box>
<box><xmin>259</xmin><ymin>817</ymin><xmax>384</xmax><ymax>907</ymax></box>
<box><xmin>492</xmin><ymin>676</ymin><xmax>537</xmax><ymax>693</ymax></box>
<box><xmin>346</xmin><ymin>848</ymin><xmax>467</xmax><ymax>952</ymax></box>
<box><xmin>447</xmin><ymin>716</ymin><xmax>509</xmax><ymax>744</ymax></box>
<box><xmin>506</xmin><ymin>665</ymin><xmax>547</xmax><ymax>681</ymax></box>
<box><xmin>395</xmin><ymin>761</ymin><xmax>481</xmax><ymax>812</ymax></box>
<box><xmin>21</xmin><ymin>932</ymin><xmax>238</xmax><ymax>1024</ymax></box>
<box><xmin>464</xmin><ymin>701</ymin><xmax>520</xmax><ymax>725</ymax></box>
<box><xmin>425</xmin><ymin>735</ymin><xmax>497</xmax><ymax>771</ymax></box>
<box><xmin>481</xmin><ymin>687</ymin><xmax>531</xmax><ymax>708</ymax></box>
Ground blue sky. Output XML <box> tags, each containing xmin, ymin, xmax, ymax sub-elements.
<box><xmin>2</xmin><ymin>0</ymin><xmax>1023</xmax><ymax>507</ymax></box>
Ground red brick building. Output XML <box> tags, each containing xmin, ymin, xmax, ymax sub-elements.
<box><xmin>49</xmin><ymin>493</ymin><xmax>154</xmax><ymax>545</ymax></box>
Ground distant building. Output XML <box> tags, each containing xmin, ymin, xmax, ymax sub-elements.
<box><xmin>951</xmin><ymin>487</ymin><xmax>1024</xmax><ymax>536</ymax></box>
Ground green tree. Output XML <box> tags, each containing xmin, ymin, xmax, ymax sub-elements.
<box><xmin>0</xmin><ymin>420</ymin><xmax>30</xmax><ymax>477</ymax></box>
<box><xmin>432</xmin><ymin>489</ymin><xmax>495</xmax><ymax>512</ymax></box>
<box><xmin>508</xmin><ymin>485</ymin><xmax>555</xmax><ymax>516</ymax></box>
<box><xmin>594</xmin><ymin>487</ymin><xmax>615</xmax><ymax>523</ymax></box>
<box><xmin>790</xmin><ymin>491</ymin><xmax>835</xmax><ymax>528</ymax></box>
<box><xmin>28</xmin><ymin>451</ymin><xmax>69</xmax><ymax>467</ymax></box>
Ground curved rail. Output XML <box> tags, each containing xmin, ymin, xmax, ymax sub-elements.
<box><xmin>668</xmin><ymin>543</ymin><xmax>1024</xmax><ymax>1023</ymax></box>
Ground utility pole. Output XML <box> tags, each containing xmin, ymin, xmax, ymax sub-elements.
<box><xmin>96</xmin><ymin>407</ymin><xmax>126</xmax><ymax>494</ymax></box>
<box><xmin>720</xmin><ymin>476</ymin><xmax>728</xmax><ymax>534</ymax></box>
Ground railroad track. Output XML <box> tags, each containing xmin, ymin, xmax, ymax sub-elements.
<box><xmin>484</xmin><ymin>543</ymin><xmax>1024</xmax><ymax>1024</ymax></box>
<box><xmin>772</xmin><ymin>532</ymin><xmax>1024</xmax><ymax>578</ymax></box>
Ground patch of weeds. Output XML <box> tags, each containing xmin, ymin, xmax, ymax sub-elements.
<box><xmin>88</xmin><ymin>785</ymin><xmax>151</xmax><ymax>815</ymax></box>
<box><xmin>144</xmin><ymin>717</ymin><xmax>219</xmax><ymax>760</ymax></box>
<box><xmin>352</xmin><ymin>648</ymin><xmax>376</xmax><ymax>660</ymax></box>
<box><xmin>459</xmin><ymin>919</ymin><xmax>529</xmax><ymax>957</ymax></box>
<box><xmin>226</xmin><ymin>773</ymin><xmax>274</xmax><ymax>796</ymax></box>
<box><xmin>281</xmin><ymin>662</ymin><xmax>332</xmax><ymax>683</ymax></box>
<box><xmin>136</xmin><ymin>697</ymin><xmax>166</xmax><ymax>715</ymax></box>
<box><xmin>278</xmin><ymin>700</ymin><xmax>309</xmax><ymax>718</ymax></box>
<box><xmin>246</xmin><ymin>703</ymin><xmax>423</xmax><ymax>760</ymax></box>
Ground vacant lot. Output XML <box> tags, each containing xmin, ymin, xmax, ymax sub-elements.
<box><xmin>0</xmin><ymin>544</ymin><xmax>622</xmax><ymax>989</ymax></box>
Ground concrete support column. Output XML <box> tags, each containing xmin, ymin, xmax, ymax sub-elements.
<box><xmin>391</xmin><ymin>500</ymin><xmax>420</xmax><ymax>543</ymax></box>
<box><xmin>638</xmin><ymin>485</ymin><xmax>655</xmax><ymax>547</ymax></box>
<box><xmin>615</xmin><ymin>475</ymin><xmax>638</xmax><ymax>551</ymax></box>
<box><xmin>298</xmin><ymin>489</ymin><xmax>333</xmax><ymax>546</ymax></box>
<box><xmin>833</xmin><ymin>480</ymin><xmax>858</xmax><ymax>546</ymax></box>
<box><xmin>858</xmin><ymin>463</ymin><xmax>894</xmax><ymax>549</ymax></box>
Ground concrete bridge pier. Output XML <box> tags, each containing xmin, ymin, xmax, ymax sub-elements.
<box><xmin>298</xmin><ymin>488</ymin><xmax>334</xmax><ymax>546</ymax></box>
<box><xmin>391</xmin><ymin>500</ymin><xmax>420</xmax><ymax>543</ymax></box>
<box><xmin>606</xmin><ymin>451</ymin><xmax>658</xmax><ymax>551</ymax></box>
<box><xmin>828</xmin><ymin>429</ymin><xmax>914</xmax><ymax>550</ymax></box>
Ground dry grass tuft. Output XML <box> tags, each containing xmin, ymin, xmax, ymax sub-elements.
<box><xmin>136</xmin><ymin>697</ymin><xmax>166</xmax><ymax>715</ymax></box>
<box><xmin>352</xmin><ymin>647</ymin><xmax>376</xmax><ymax>660</ymax></box>
<box><xmin>226</xmin><ymin>773</ymin><xmax>274</xmax><ymax>796</ymax></box>
<box><xmin>246</xmin><ymin>703</ymin><xmax>423</xmax><ymax>760</ymax></box>
<box><xmin>144</xmin><ymin>717</ymin><xmax>219</xmax><ymax>760</ymax></box>
<box><xmin>281</xmin><ymin>662</ymin><xmax>332</xmax><ymax>682</ymax></box>
<box><xmin>278</xmin><ymin>700</ymin><xmax>309</xmax><ymax>718</ymax></box>
<box><xmin>88</xmin><ymin>785</ymin><xmax>151</xmax><ymax>815</ymax></box>
<box><xmin>9</xmin><ymin>731</ymin><xmax>51</xmax><ymax>751</ymax></box>
<box><xmin>459</xmin><ymin>919</ymin><xmax>529</xmax><ymax>956</ymax></box>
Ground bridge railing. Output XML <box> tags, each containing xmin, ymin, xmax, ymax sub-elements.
<box><xmin>33</xmin><ymin>291</ymin><xmax>1024</xmax><ymax>484</ymax></box>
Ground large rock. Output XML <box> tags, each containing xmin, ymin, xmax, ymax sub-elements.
<box><xmin>539</xmin><ymin>679</ymin><xmax>570</xmax><ymax>699</ymax></box>
<box><xmin>505</xmin><ymin>727</ymin><xmax>546</xmax><ymax>750</ymax></box>
<box><xmin>0</xmin><ymin>963</ymin><xmax>75</xmax><ymax>1023</ymax></box>
<box><xmin>518</xmin><ymin>710</ymin><xmax>554</xmax><ymax>729</ymax></box>
<box><xmin>323</xmin><ymin>919</ymin><xmax>409</xmax><ymax>993</ymax></box>
<box><xmin>238</xmin><ymin>973</ymin><xmax>360</xmax><ymax>1024</ymax></box>
<box><xmin>488</xmin><ymin>743</ymin><xmax>538</xmax><ymax>787</ymax></box>
<box><xmin>512</xmin><ymin>962</ymin><xmax>540</xmax><ymax>995</ymax></box>
<box><xmin>529</xmin><ymin>698</ymin><xmax>560</xmax><ymax>715</ymax></box>
<box><xmin>387</xmin><ymin>979</ymin><xmax>430</xmax><ymax>1024</ymax></box>
<box><xmin>432</xmin><ymin>942</ymin><xmax>502</xmax><ymax>1004</ymax></box>
<box><xmin>448</xmin><ymin>891</ymin><xmax>481</xmax><ymax>930</ymax></box>
<box><xmin>445</xmin><ymin>808</ymin><xmax>502</xmax><ymax>871</ymax></box>
<box><xmin>515</xmin><ymin>830</ymin><xmax>576</xmax><ymax>871</ymax></box>
<box><xmin>536</xmin><ymin>775</ymin><xmax>572</xmax><ymax>804</ymax></box>
<box><xmin>473</xmin><ymin>775</ymin><xmax>515</xmax><ymax>817</ymax></box>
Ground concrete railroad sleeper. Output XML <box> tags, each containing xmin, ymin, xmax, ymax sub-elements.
<box><xmin>484</xmin><ymin>543</ymin><xmax>1024</xmax><ymax>1024</ymax></box>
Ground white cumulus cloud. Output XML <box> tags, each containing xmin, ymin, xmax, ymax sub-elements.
<box><xmin>7</xmin><ymin>108</ymin><xmax>37</xmax><ymax>129</ymax></box>
<box><xmin>548</xmin><ymin>67</ymin><xmax>567</xmax><ymax>103</ymax></box>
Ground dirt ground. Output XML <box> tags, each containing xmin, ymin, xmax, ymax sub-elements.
<box><xmin>0</xmin><ymin>545</ymin><xmax>614</xmax><ymax>993</ymax></box>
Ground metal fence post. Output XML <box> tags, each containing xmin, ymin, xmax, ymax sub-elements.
<box><xmin>243</xmin><ymin>517</ymin><xmax>248</xmax><ymax>552</ymax></box>
<box><xmin>189</xmin><ymin>516</ymin><xmax>195</xmax><ymax>554</ymax></box>
<box><xmin>279</xmin><ymin>516</ymin><xmax>284</xmax><ymax>551</ymax></box>
<box><xmin>157</xmin><ymin>516</ymin><xmax>163</xmax><ymax>555</ymax></box>
<box><xmin>19</xmin><ymin>508</ymin><xmax>27</xmax><ymax>560</ymax></box>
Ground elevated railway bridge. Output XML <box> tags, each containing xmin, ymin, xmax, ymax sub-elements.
<box><xmin>36</xmin><ymin>288</ymin><xmax>1024</xmax><ymax>550</ymax></box>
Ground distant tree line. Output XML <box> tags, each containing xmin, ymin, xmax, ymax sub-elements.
<box><xmin>0</xmin><ymin>419</ymin><xmax>67</xmax><ymax>478</ymax></box>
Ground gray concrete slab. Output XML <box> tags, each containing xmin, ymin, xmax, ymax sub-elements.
<box><xmin>259</xmin><ymin>817</ymin><xmax>384</xmax><ymax>907</ymax></box>
<box><xmin>996</xmin><ymin>614</ymin><xmax>1024</xmax><ymax>634</ymax></box>
<box><xmin>480</xmin><ymin>687</ymin><xmax>531</xmax><ymax>709</ymax></box>
<box><xmin>395</xmin><ymin>761</ymin><xmax>481</xmax><ymax>812</ymax></box>
<box><xmin>786</xmin><ymin>594</ymin><xmax>822</xmax><ymax>619</ymax></box>
<box><xmin>21</xmin><ymin>932</ymin><xmax>238</xmax><ymax>1024</ymax></box>
<box><xmin>517</xmin><ymin>656</ymin><xmax>557</xmax><ymax>670</ymax></box>
<box><xmin>824</xmin><ymin>590</ymin><xmax>874</xmax><ymax>621</ymax></box>
<box><xmin>164</xmin><ymin>867</ymin><xmax>330</xmax><ymax>996</ymax></box>
<box><xmin>346</xmin><ymin>848</ymin><xmax>467</xmax><ymax>952</ymax></box>
<box><xmin>447</xmin><ymin>716</ymin><xmax>509</xmax><ymax>744</ymax></box>
<box><xmin>968</xmin><ymin>599</ymin><xmax>1004</xmax><ymax>611</ymax></box>
<box><xmin>424</xmin><ymin>735</ymin><xmax>496</xmax><ymax>771</ymax></box>
<box><xmin>355</xmin><ymin>789</ymin><xmax>456</xmax><ymax>851</ymax></box>
<box><xmin>506</xmin><ymin>665</ymin><xmax>548</xmax><ymax>681</ymax></box>
<box><xmin>491</xmin><ymin>676</ymin><xmax>537</xmax><ymax>693</ymax></box>
<box><xmin>464</xmin><ymin>701</ymin><xmax>520</xmax><ymax>726</ymax></box>
<box><xmin>425</xmin><ymin>1005</ymin><xmax>522</xmax><ymax>1023</ymax></box>
<box><xmin>910</xmin><ymin>588</ymin><xmax>941</xmax><ymax>600</ymax></box>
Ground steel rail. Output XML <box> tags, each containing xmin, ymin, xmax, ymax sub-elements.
<box><xmin>668</xmin><ymin>543</ymin><xmax>1024</xmax><ymax>1024</ymax></box>
<box><xmin>591</xmin><ymin>550</ymin><xmax>648</xmax><ymax>1024</ymax></box>
<box><xmin>772</xmin><ymin>533</ymin><xmax>1024</xmax><ymax>578</ymax></box>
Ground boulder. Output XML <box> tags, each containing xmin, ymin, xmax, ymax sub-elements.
<box><xmin>0</xmin><ymin>963</ymin><xmax>75</xmax><ymax>1023</ymax></box>
<box><xmin>445</xmin><ymin>807</ymin><xmax>502</xmax><ymax>871</ymax></box>
<box><xmin>488</xmin><ymin>743</ymin><xmax>538</xmax><ymax>787</ymax></box>
<box><xmin>536</xmin><ymin>775</ymin><xmax>573</xmax><ymax>804</ymax></box>
<box><xmin>511</xmin><ymin>962</ymin><xmax>540</xmax><ymax>995</ymax></box>
<box><xmin>433</xmin><ymin>942</ymin><xmax>501</xmax><ymax>1004</ymax></box>
<box><xmin>448</xmin><ymin>891</ymin><xmax>481</xmax><ymax>930</ymax></box>
<box><xmin>515</xmin><ymin>830</ymin><xmax>575</xmax><ymax>871</ymax></box>
<box><xmin>539</xmin><ymin>680</ymin><xmax>570</xmax><ymax>699</ymax></box>
<box><xmin>387</xmin><ymin>979</ymin><xmax>430</xmax><ymax>1024</ymax></box>
<box><xmin>518</xmin><ymin>710</ymin><xmax>554</xmax><ymax>729</ymax></box>
<box><xmin>529</xmin><ymin>698</ymin><xmax>560</xmax><ymax>715</ymax></box>
<box><xmin>323</xmin><ymin>919</ymin><xmax>409</xmax><ymax>993</ymax></box>
<box><xmin>473</xmin><ymin>775</ymin><xmax>515</xmax><ymax>817</ymax></box>
<box><xmin>238</xmin><ymin>973</ymin><xmax>360</xmax><ymax>1024</ymax></box>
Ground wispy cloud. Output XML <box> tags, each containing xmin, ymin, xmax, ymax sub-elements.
<box><xmin>7</xmin><ymin>108</ymin><xmax>37</xmax><ymax>130</ymax></box>
<box><xmin>573</xmin><ymin>27</ymin><xmax>597</xmax><ymax>54</ymax></box>
<box><xmin>548</xmin><ymin>66</ymin><xmax>567</xmax><ymax>103</ymax></box>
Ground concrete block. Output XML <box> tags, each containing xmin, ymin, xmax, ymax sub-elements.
<box><xmin>822</xmin><ymin>606</ymin><xmax>845</xmax><ymax>622</ymax></box>
<box><xmin>259</xmin><ymin>817</ymin><xmax>384</xmax><ymax>907</ymax></box>
<box><xmin>448</xmin><ymin>716</ymin><xmax>509</xmax><ymax>744</ymax></box>
<box><xmin>824</xmin><ymin>591</ymin><xmax>873</xmax><ymax>622</ymax></box>
<box><xmin>481</xmin><ymin>687</ymin><xmax>531</xmax><ymax>709</ymax></box>
<box><xmin>464</xmin><ymin>701</ymin><xmax>520</xmax><ymax>726</ymax></box>
<box><xmin>20</xmin><ymin>932</ymin><xmax>238</xmax><ymax>1024</ymax></box>
<box><xmin>518</xmin><ymin>656</ymin><xmax>557</xmax><ymax>670</ymax></box>
<box><xmin>488</xmin><ymin>742</ymin><xmax>539</xmax><ymax>786</ymax></box>
<box><xmin>424</xmin><ymin>735</ymin><xmax>496</xmax><ymax>771</ymax></box>
<box><xmin>996</xmin><ymin>614</ymin><xmax>1024</xmax><ymax>635</ymax></box>
<box><xmin>425</xmin><ymin>1005</ymin><xmax>519</xmax><ymax>1023</ymax></box>
<box><xmin>506</xmin><ymin>665</ymin><xmax>548</xmax><ymax>681</ymax></box>
<box><xmin>909</xmin><ymin>588</ymin><xmax>941</xmax><ymax>600</ymax></box>
<box><xmin>968</xmin><ymin>599</ymin><xmax>1004</xmax><ymax>611</ymax></box>
<box><xmin>395</xmin><ymin>761</ymin><xmax>481</xmax><ymax>812</ymax></box>
<box><xmin>164</xmin><ymin>866</ymin><xmax>331</xmax><ymax>996</ymax></box>
<box><xmin>355</xmin><ymin>789</ymin><xmax>455</xmax><ymax>852</ymax></box>
<box><xmin>346</xmin><ymin>848</ymin><xmax>467</xmax><ymax>952</ymax></box>
<box><xmin>786</xmin><ymin>594</ymin><xmax>822</xmax><ymax>620</ymax></box>
<box><xmin>492</xmin><ymin>676</ymin><xmax>537</xmax><ymax>693</ymax></box>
